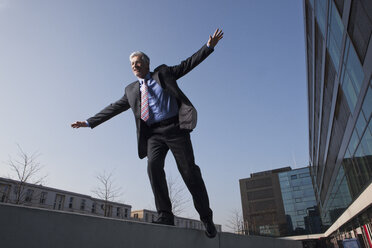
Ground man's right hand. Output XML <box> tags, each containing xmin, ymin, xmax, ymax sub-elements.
<box><xmin>71</xmin><ymin>121</ymin><xmax>88</xmax><ymax>128</ymax></box>
<box><xmin>207</xmin><ymin>28</ymin><xmax>224</xmax><ymax>49</ymax></box>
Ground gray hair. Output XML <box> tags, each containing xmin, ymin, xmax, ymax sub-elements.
<box><xmin>129</xmin><ymin>51</ymin><xmax>150</xmax><ymax>65</ymax></box>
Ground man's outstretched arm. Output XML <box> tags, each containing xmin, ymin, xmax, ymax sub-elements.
<box><xmin>71</xmin><ymin>93</ymin><xmax>130</xmax><ymax>129</ymax></box>
<box><xmin>168</xmin><ymin>28</ymin><xmax>224</xmax><ymax>80</ymax></box>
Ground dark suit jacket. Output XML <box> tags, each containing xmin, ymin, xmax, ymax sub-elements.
<box><xmin>87</xmin><ymin>44</ymin><xmax>214</xmax><ymax>159</ymax></box>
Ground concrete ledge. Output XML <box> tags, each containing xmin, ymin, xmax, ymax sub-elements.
<box><xmin>0</xmin><ymin>203</ymin><xmax>302</xmax><ymax>248</ymax></box>
<box><xmin>220</xmin><ymin>232</ymin><xmax>302</xmax><ymax>248</ymax></box>
<box><xmin>281</xmin><ymin>233</ymin><xmax>325</xmax><ymax>240</ymax></box>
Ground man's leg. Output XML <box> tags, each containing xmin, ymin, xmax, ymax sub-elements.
<box><xmin>167</xmin><ymin>131</ymin><xmax>217</xmax><ymax>237</ymax></box>
<box><xmin>147</xmin><ymin>134</ymin><xmax>174</xmax><ymax>222</ymax></box>
<box><xmin>166</xmin><ymin>131</ymin><xmax>213</xmax><ymax>222</ymax></box>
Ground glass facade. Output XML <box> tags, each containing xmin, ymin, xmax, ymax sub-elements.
<box><xmin>239</xmin><ymin>167</ymin><xmax>292</xmax><ymax>237</ymax></box>
<box><xmin>321</xmin><ymin>80</ymin><xmax>372</xmax><ymax>229</ymax></box>
<box><xmin>279</xmin><ymin>168</ymin><xmax>322</xmax><ymax>235</ymax></box>
<box><xmin>320</xmin><ymin>166</ymin><xmax>352</xmax><ymax>226</ymax></box>
<box><xmin>327</xmin><ymin>1</ymin><xmax>344</xmax><ymax>71</ymax></box>
<box><xmin>315</xmin><ymin>0</ymin><xmax>328</xmax><ymax>37</ymax></box>
<box><xmin>305</xmin><ymin>0</ymin><xmax>372</xmax><ymax>244</ymax></box>
<box><xmin>341</xmin><ymin>37</ymin><xmax>365</xmax><ymax>111</ymax></box>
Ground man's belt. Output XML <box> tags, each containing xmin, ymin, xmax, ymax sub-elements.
<box><xmin>149</xmin><ymin>116</ymin><xmax>179</xmax><ymax>128</ymax></box>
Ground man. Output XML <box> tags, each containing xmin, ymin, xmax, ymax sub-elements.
<box><xmin>71</xmin><ymin>29</ymin><xmax>223</xmax><ymax>238</ymax></box>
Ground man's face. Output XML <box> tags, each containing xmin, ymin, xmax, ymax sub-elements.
<box><xmin>131</xmin><ymin>56</ymin><xmax>149</xmax><ymax>79</ymax></box>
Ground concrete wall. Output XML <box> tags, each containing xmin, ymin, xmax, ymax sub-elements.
<box><xmin>0</xmin><ymin>203</ymin><xmax>302</xmax><ymax>248</ymax></box>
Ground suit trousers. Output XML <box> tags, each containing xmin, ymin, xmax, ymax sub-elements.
<box><xmin>146</xmin><ymin>121</ymin><xmax>213</xmax><ymax>222</ymax></box>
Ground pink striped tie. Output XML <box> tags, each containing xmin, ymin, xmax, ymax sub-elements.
<box><xmin>141</xmin><ymin>80</ymin><xmax>150</xmax><ymax>122</ymax></box>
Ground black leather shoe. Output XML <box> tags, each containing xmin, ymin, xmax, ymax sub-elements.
<box><xmin>203</xmin><ymin>219</ymin><xmax>217</xmax><ymax>238</ymax></box>
<box><xmin>152</xmin><ymin>217</ymin><xmax>175</xmax><ymax>226</ymax></box>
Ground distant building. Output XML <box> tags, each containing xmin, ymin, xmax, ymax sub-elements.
<box><xmin>131</xmin><ymin>209</ymin><xmax>222</xmax><ymax>232</ymax></box>
<box><xmin>278</xmin><ymin>167</ymin><xmax>322</xmax><ymax>236</ymax></box>
<box><xmin>304</xmin><ymin>0</ymin><xmax>372</xmax><ymax>246</ymax></box>
<box><xmin>0</xmin><ymin>177</ymin><xmax>131</xmax><ymax>219</ymax></box>
<box><xmin>239</xmin><ymin>167</ymin><xmax>291</xmax><ymax>236</ymax></box>
<box><xmin>239</xmin><ymin>166</ymin><xmax>322</xmax><ymax>237</ymax></box>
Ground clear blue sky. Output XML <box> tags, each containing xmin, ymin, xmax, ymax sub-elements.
<box><xmin>0</xmin><ymin>0</ymin><xmax>308</xmax><ymax>231</ymax></box>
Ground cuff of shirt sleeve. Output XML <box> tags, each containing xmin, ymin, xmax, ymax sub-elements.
<box><xmin>206</xmin><ymin>43</ymin><xmax>214</xmax><ymax>51</ymax></box>
<box><xmin>85</xmin><ymin>120</ymin><xmax>90</xmax><ymax>127</ymax></box>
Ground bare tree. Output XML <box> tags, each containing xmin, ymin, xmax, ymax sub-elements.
<box><xmin>226</xmin><ymin>209</ymin><xmax>246</xmax><ymax>234</ymax></box>
<box><xmin>92</xmin><ymin>170</ymin><xmax>123</xmax><ymax>217</ymax></box>
<box><xmin>167</xmin><ymin>173</ymin><xmax>190</xmax><ymax>216</ymax></box>
<box><xmin>6</xmin><ymin>144</ymin><xmax>46</xmax><ymax>204</ymax></box>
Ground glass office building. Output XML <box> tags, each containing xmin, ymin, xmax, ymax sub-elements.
<box><xmin>304</xmin><ymin>0</ymin><xmax>372</xmax><ymax>246</ymax></box>
<box><xmin>278</xmin><ymin>167</ymin><xmax>322</xmax><ymax>236</ymax></box>
<box><xmin>240</xmin><ymin>167</ymin><xmax>321</xmax><ymax>237</ymax></box>
<box><xmin>239</xmin><ymin>167</ymin><xmax>290</xmax><ymax>237</ymax></box>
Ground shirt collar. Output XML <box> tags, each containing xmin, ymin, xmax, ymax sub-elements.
<box><xmin>138</xmin><ymin>73</ymin><xmax>152</xmax><ymax>85</ymax></box>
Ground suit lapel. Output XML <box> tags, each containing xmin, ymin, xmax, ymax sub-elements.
<box><xmin>151</xmin><ymin>71</ymin><xmax>177</xmax><ymax>96</ymax></box>
<box><xmin>151</xmin><ymin>71</ymin><xmax>163</xmax><ymax>88</ymax></box>
<box><xmin>127</xmin><ymin>80</ymin><xmax>141</xmax><ymax>118</ymax></box>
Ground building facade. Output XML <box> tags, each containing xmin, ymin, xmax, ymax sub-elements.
<box><xmin>278</xmin><ymin>167</ymin><xmax>322</xmax><ymax>236</ymax></box>
<box><xmin>304</xmin><ymin>0</ymin><xmax>372</xmax><ymax>246</ymax></box>
<box><xmin>240</xmin><ymin>167</ymin><xmax>322</xmax><ymax>237</ymax></box>
<box><xmin>0</xmin><ymin>176</ymin><xmax>222</xmax><ymax>233</ymax></box>
<box><xmin>0</xmin><ymin>177</ymin><xmax>131</xmax><ymax>219</ymax></box>
<box><xmin>131</xmin><ymin>209</ymin><xmax>222</xmax><ymax>232</ymax></box>
<box><xmin>239</xmin><ymin>167</ymin><xmax>291</xmax><ymax>236</ymax></box>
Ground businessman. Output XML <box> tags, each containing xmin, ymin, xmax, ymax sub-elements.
<box><xmin>71</xmin><ymin>29</ymin><xmax>223</xmax><ymax>238</ymax></box>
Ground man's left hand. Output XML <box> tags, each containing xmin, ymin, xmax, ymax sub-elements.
<box><xmin>207</xmin><ymin>28</ymin><xmax>224</xmax><ymax>48</ymax></box>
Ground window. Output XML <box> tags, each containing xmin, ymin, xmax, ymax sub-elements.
<box><xmin>315</xmin><ymin>0</ymin><xmax>328</xmax><ymax>37</ymax></box>
<box><xmin>355</xmin><ymin>111</ymin><xmax>367</xmax><ymax>137</ymax></box>
<box><xmin>293</xmin><ymin>186</ymin><xmax>300</xmax><ymax>191</ymax></box>
<box><xmin>117</xmin><ymin>207</ymin><xmax>121</xmax><ymax>217</ymax></box>
<box><xmin>246</xmin><ymin>178</ymin><xmax>272</xmax><ymax>189</ymax></box>
<box><xmin>80</xmin><ymin>199</ymin><xmax>86</xmax><ymax>210</ymax></box>
<box><xmin>348</xmin><ymin>129</ymin><xmax>360</xmax><ymax>156</ymax></box>
<box><xmin>334</xmin><ymin>0</ymin><xmax>344</xmax><ymax>14</ymax></box>
<box><xmin>291</xmin><ymin>175</ymin><xmax>298</xmax><ymax>180</ymax></box>
<box><xmin>247</xmin><ymin>188</ymin><xmax>274</xmax><ymax>201</ymax></box>
<box><xmin>362</xmin><ymin>82</ymin><xmax>372</xmax><ymax>119</ymax></box>
<box><xmin>133</xmin><ymin>213</ymin><xmax>139</xmax><ymax>219</ymax></box>
<box><xmin>105</xmin><ymin>205</ymin><xmax>113</xmax><ymax>217</ymax></box>
<box><xmin>13</xmin><ymin>185</ymin><xmax>19</xmax><ymax>194</ymax></box>
<box><xmin>282</xmin><ymin>191</ymin><xmax>293</xmax><ymax>200</ymax></box>
<box><xmin>69</xmin><ymin>197</ymin><xmax>74</xmax><ymax>209</ymax></box>
<box><xmin>284</xmin><ymin>204</ymin><xmax>295</xmax><ymax>212</ymax></box>
<box><xmin>0</xmin><ymin>184</ymin><xmax>10</xmax><ymax>202</ymax></box>
<box><xmin>341</xmin><ymin>37</ymin><xmax>365</xmax><ymax>111</ymax></box>
<box><xmin>39</xmin><ymin>192</ymin><xmax>47</xmax><ymax>204</ymax></box>
<box><xmin>347</xmin><ymin>0</ymin><xmax>372</xmax><ymax>62</ymax></box>
<box><xmin>295</xmin><ymin>198</ymin><xmax>303</xmax><ymax>203</ymax></box>
<box><xmin>327</xmin><ymin>0</ymin><xmax>344</xmax><ymax>69</ymax></box>
<box><xmin>92</xmin><ymin>203</ymin><xmax>96</xmax><ymax>213</ymax></box>
<box><xmin>300</xmin><ymin>173</ymin><xmax>310</xmax><ymax>178</ymax></box>
<box><xmin>124</xmin><ymin>208</ymin><xmax>128</xmax><ymax>218</ymax></box>
<box><xmin>297</xmin><ymin>209</ymin><xmax>305</xmax><ymax>215</ymax></box>
<box><xmin>53</xmin><ymin>194</ymin><xmax>65</xmax><ymax>210</ymax></box>
<box><xmin>25</xmin><ymin>189</ymin><xmax>34</xmax><ymax>202</ymax></box>
<box><xmin>297</xmin><ymin>221</ymin><xmax>305</xmax><ymax>227</ymax></box>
